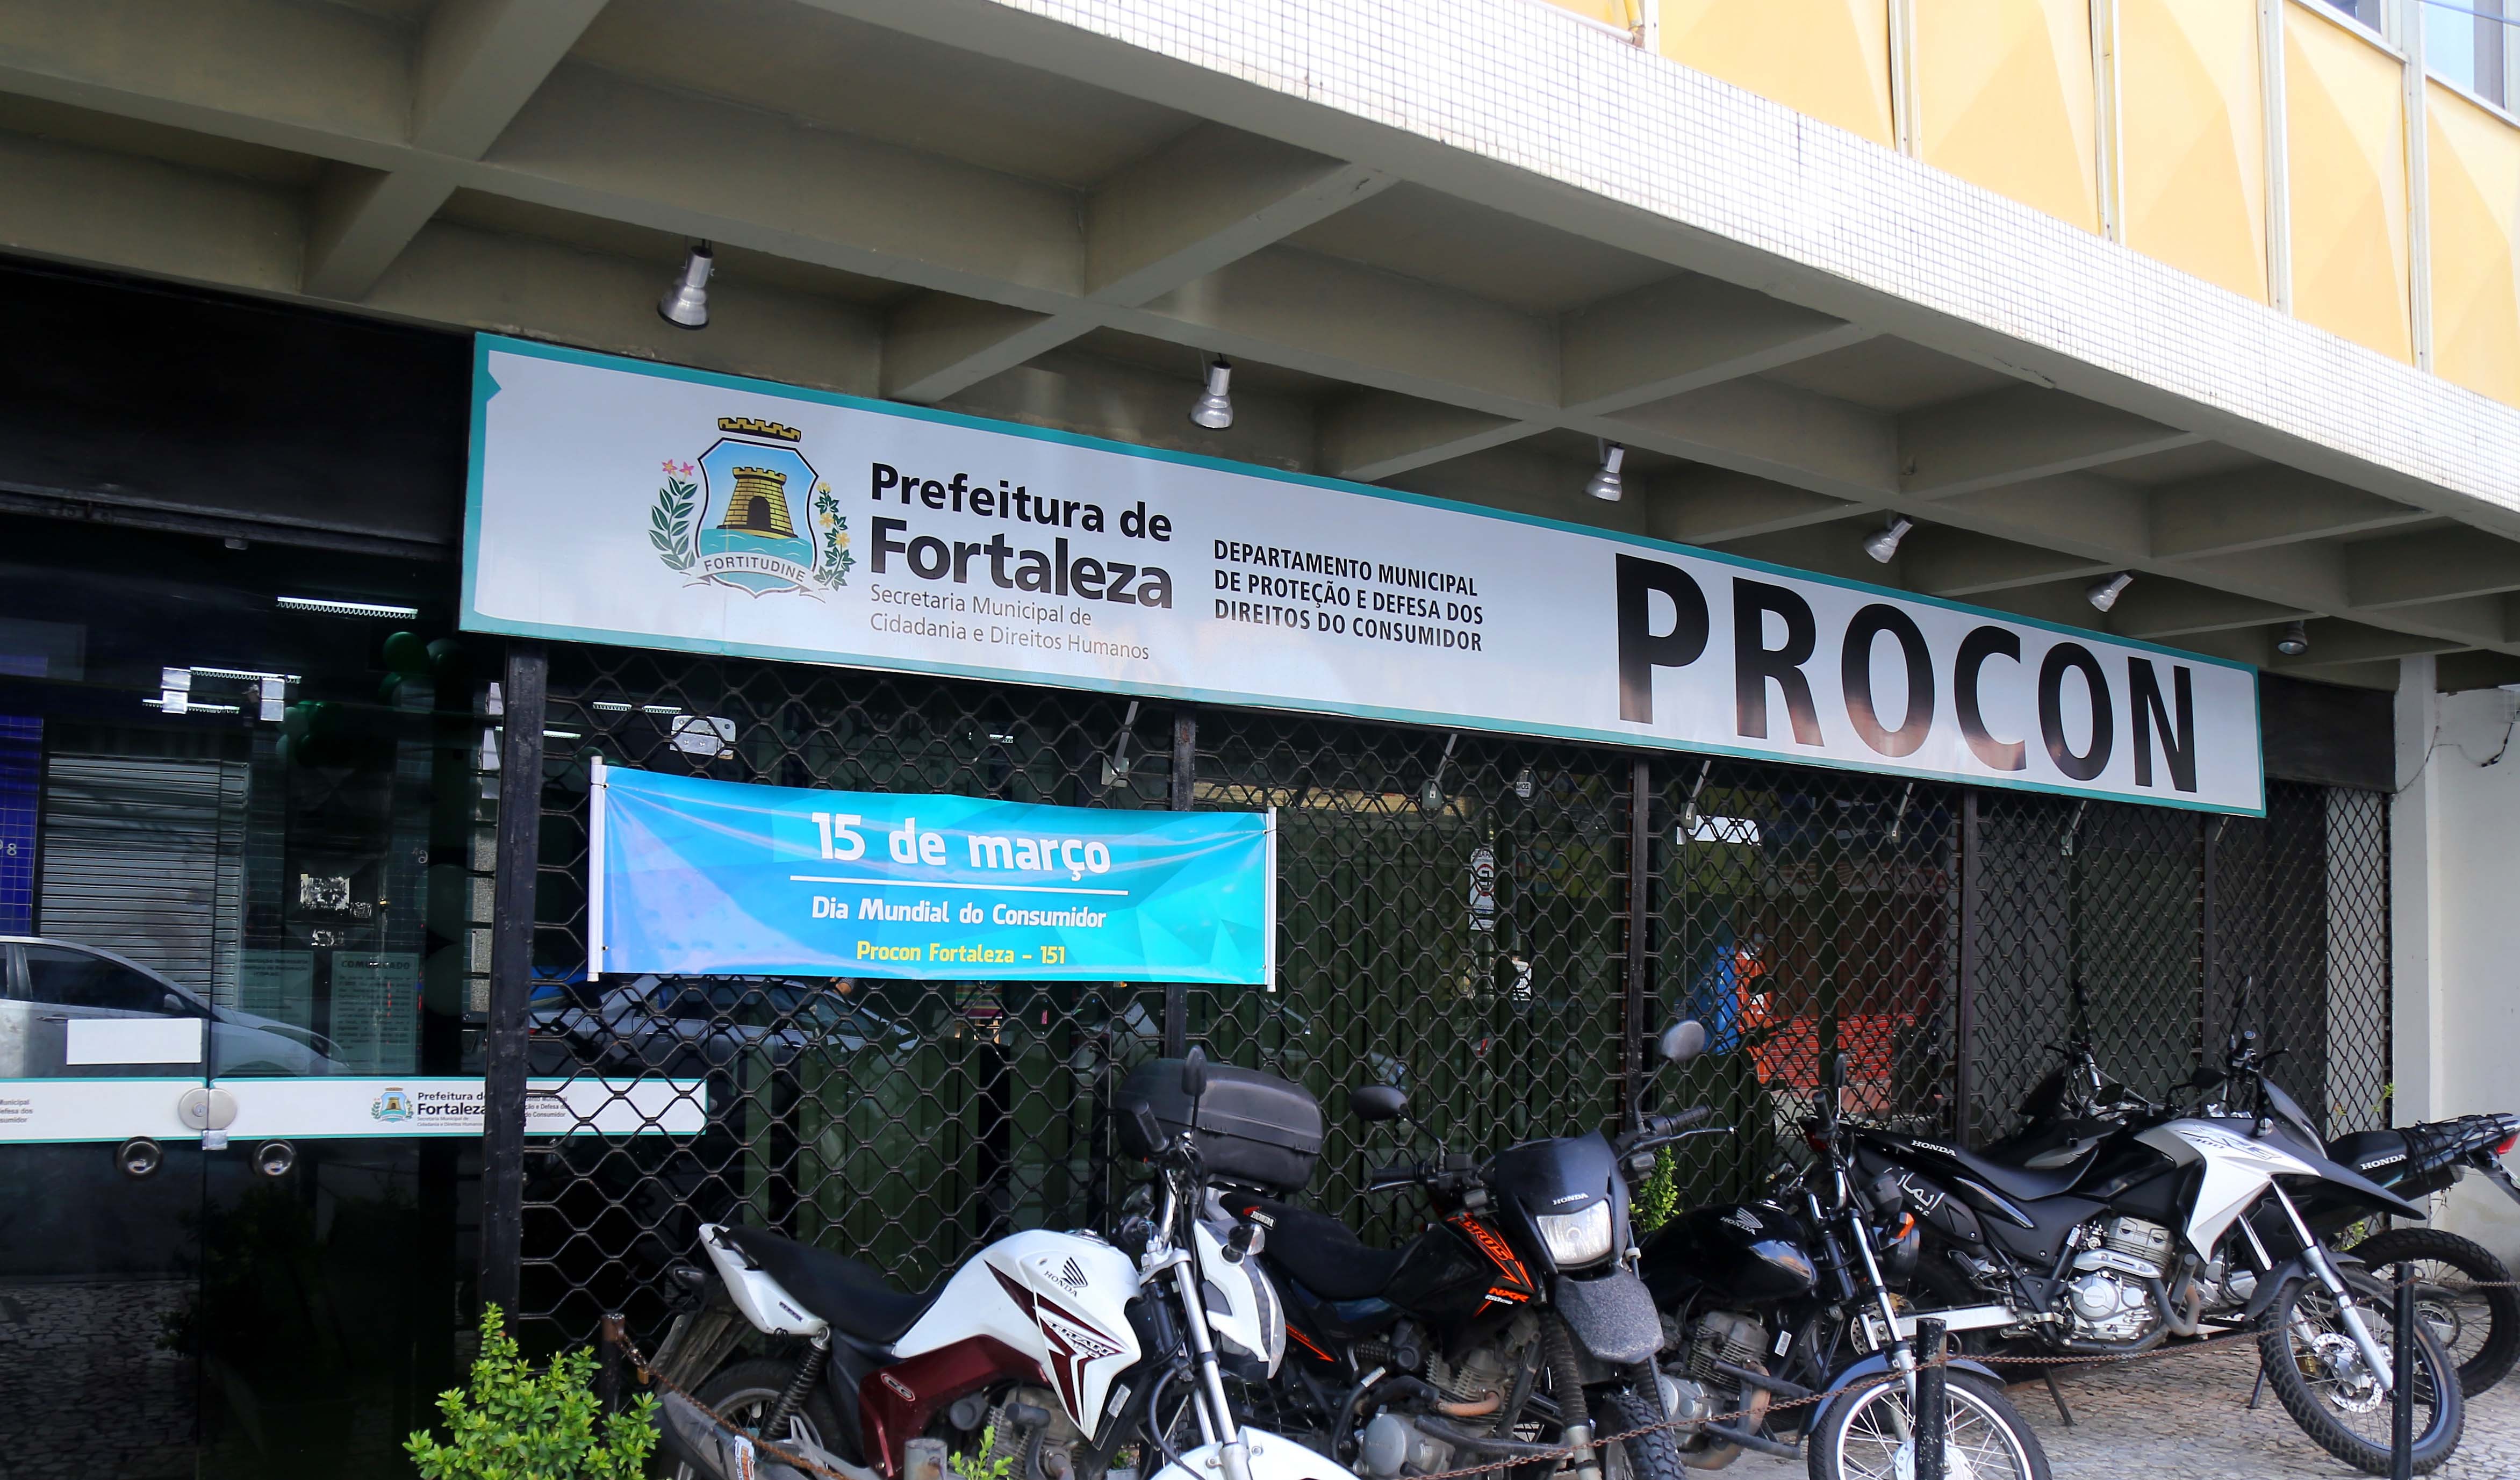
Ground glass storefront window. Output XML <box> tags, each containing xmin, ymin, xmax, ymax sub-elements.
<box><xmin>0</xmin><ymin>514</ymin><xmax>479</xmax><ymax>1480</ymax></box>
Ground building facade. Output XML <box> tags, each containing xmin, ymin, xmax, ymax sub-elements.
<box><xmin>0</xmin><ymin>2</ymin><xmax>2512</xmax><ymax>1477</ymax></box>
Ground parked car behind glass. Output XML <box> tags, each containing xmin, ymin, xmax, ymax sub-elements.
<box><xmin>0</xmin><ymin>936</ymin><xmax>342</xmax><ymax>1077</ymax></box>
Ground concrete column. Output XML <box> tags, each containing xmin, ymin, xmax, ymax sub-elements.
<box><xmin>2429</xmin><ymin>678</ymin><xmax>2520</xmax><ymax>1263</ymax></box>
<box><xmin>2389</xmin><ymin>653</ymin><xmax>2443</xmax><ymax>1129</ymax></box>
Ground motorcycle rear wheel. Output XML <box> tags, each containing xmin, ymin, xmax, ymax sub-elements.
<box><xmin>1804</xmin><ymin>1371</ymin><xmax>2051</xmax><ymax>1480</ymax></box>
<box><xmin>672</xmin><ymin>1357</ymin><xmax>846</xmax><ymax>1480</ymax></box>
<box><xmin>2256</xmin><ymin>1270</ymin><xmax>2464</xmax><ymax>1475</ymax></box>
<box><xmin>2349</xmin><ymin>1225</ymin><xmax>2520</xmax><ymax>1397</ymax></box>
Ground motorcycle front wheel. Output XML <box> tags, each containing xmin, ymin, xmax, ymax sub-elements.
<box><xmin>673</xmin><ymin>1357</ymin><xmax>845</xmax><ymax>1480</ymax></box>
<box><xmin>2258</xmin><ymin>1270</ymin><xmax>2464</xmax><ymax>1475</ymax></box>
<box><xmin>1804</xmin><ymin>1371</ymin><xmax>2051</xmax><ymax>1480</ymax></box>
<box><xmin>1594</xmin><ymin>1384</ymin><xmax>1687</xmax><ymax>1480</ymax></box>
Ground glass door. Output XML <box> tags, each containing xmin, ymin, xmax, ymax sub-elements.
<box><xmin>0</xmin><ymin>518</ymin><xmax>478</xmax><ymax>1480</ymax></box>
<box><xmin>0</xmin><ymin>938</ymin><xmax>212</xmax><ymax>1480</ymax></box>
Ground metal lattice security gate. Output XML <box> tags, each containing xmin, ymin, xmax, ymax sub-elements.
<box><xmin>498</xmin><ymin>644</ymin><xmax>2390</xmax><ymax>1342</ymax></box>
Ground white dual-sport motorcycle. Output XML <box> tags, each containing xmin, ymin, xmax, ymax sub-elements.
<box><xmin>651</xmin><ymin>1051</ymin><xmax>1352</xmax><ymax>1480</ymax></box>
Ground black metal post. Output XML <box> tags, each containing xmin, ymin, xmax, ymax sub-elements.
<box><xmin>1163</xmin><ymin>709</ymin><xmax>1196</xmax><ymax>1056</ymax></box>
<box><xmin>2393</xmin><ymin>1265</ymin><xmax>2416</xmax><ymax>1480</ymax></box>
<box><xmin>1955</xmin><ymin>793</ymin><xmax>1979</xmax><ymax>1145</ymax></box>
<box><xmin>2200</xmin><ymin>813</ymin><xmax>2220</xmax><ymax>1055</ymax></box>
<box><xmin>1623</xmin><ymin>757</ymin><xmax>1653</xmax><ymax>1126</ymax></box>
<box><xmin>479</xmin><ymin>641</ymin><xmax>547</xmax><ymax>1316</ymax></box>
<box><xmin>1915</xmin><ymin>1317</ymin><xmax>1947</xmax><ymax>1480</ymax></box>
<box><xmin>595</xmin><ymin>1312</ymin><xmax>626</xmax><ymax>1413</ymax></box>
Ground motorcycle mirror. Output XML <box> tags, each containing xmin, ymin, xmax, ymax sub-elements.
<box><xmin>2186</xmin><ymin>1063</ymin><xmax>2226</xmax><ymax>1090</ymax></box>
<box><xmin>1658</xmin><ymin>1021</ymin><xmax>1708</xmax><ymax>1066</ymax></box>
<box><xmin>1181</xmin><ymin>1047</ymin><xmax>1208</xmax><ymax>1100</ymax></box>
<box><xmin>1349</xmin><ymin>1084</ymin><xmax>1409</xmax><ymax>1123</ymax></box>
<box><xmin>1825</xmin><ymin>1051</ymin><xmax>1848</xmax><ymax>1094</ymax></box>
<box><xmin>1128</xmin><ymin>1103</ymin><xmax>1165</xmax><ymax>1153</ymax></box>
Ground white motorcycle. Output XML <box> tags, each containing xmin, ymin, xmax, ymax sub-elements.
<box><xmin>651</xmin><ymin>1050</ymin><xmax>1348</xmax><ymax>1480</ymax></box>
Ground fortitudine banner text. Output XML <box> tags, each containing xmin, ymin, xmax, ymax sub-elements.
<box><xmin>464</xmin><ymin>336</ymin><xmax>2265</xmax><ymax>815</ymax></box>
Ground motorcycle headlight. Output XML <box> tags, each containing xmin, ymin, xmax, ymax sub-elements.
<box><xmin>1533</xmin><ymin>1201</ymin><xmax>1613</xmax><ymax>1267</ymax></box>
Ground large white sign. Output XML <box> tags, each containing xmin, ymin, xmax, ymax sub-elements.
<box><xmin>465</xmin><ymin>337</ymin><xmax>2264</xmax><ymax>814</ymax></box>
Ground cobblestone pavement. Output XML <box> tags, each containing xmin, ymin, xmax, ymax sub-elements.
<box><xmin>1720</xmin><ymin>1341</ymin><xmax>2520</xmax><ymax>1478</ymax></box>
<box><xmin>0</xmin><ymin>1278</ymin><xmax>196</xmax><ymax>1480</ymax></box>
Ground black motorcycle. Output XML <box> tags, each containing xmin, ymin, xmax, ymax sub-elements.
<box><xmin>1205</xmin><ymin>1025</ymin><xmax>1716</xmax><ymax>1480</ymax></box>
<box><xmin>1639</xmin><ymin>1050</ymin><xmax>2053</xmax><ymax>1480</ymax></box>
<box><xmin>1973</xmin><ymin>983</ymin><xmax>2520</xmax><ymax>1398</ymax></box>
<box><xmin>1871</xmin><ymin>1024</ymin><xmax>2466</xmax><ymax>1474</ymax></box>
<box><xmin>2323</xmin><ymin>1113</ymin><xmax>2520</xmax><ymax>1396</ymax></box>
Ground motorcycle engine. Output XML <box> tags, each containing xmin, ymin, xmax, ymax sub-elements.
<box><xmin>2062</xmin><ymin>1216</ymin><xmax>2174</xmax><ymax>1344</ymax></box>
<box><xmin>1680</xmin><ymin>1310</ymin><xmax>1767</xmax><ymax>1382</ymax></box>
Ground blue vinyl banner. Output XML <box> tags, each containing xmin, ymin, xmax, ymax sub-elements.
<box><xmin>590</xmin><ymin>761</ymin><xmax>1276</xmax><ymax>984</ymax></box>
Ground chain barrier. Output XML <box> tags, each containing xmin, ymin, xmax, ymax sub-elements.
<box><xmin>595</xmin><ymin>1312</ymin><xmax>2425</xmax><ymax>1480</ymax></box>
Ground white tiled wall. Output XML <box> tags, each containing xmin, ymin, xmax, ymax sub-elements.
<box><xmin>1001</xmin><ymin>0</ymin><xmax>2520</xmax><ymax>516</ymax></box>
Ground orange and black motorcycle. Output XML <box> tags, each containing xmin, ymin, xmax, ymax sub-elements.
<box><xmin>1210</xmin><ymin>1026</ymin><xmax>1714</xmax><ymax>1480</ymax></box>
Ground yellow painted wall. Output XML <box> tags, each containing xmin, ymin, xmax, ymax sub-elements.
<box><xmin>2428</xmin><ymin>83</ymin><xmax>2520</xmax><ymax>405</ymax></box>
<box><xmin>1659</xmin><ymin>0</ymin><xmax>1896</xmax><ymax>147</ymax></box>
<box><xmin>2286</xmin><ymin>8</ymin><xmax>2413</xmax><ymax>362</ymax></box>
<box><xmin>2117</xmin><ymin>0</ymin><xmax>2268</xmax><ymax>301</ymax></box>
<box><xmin>1912</xmin><ymin>0</ymin><xmax>2102</xmax><ymax>231</ymax></box>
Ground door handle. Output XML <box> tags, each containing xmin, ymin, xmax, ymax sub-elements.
<box><xmin>178</xmin><ymin>1085</ymin><xmax>239</xmax><ymax>1148</ymax></box>
<box><xmin>38</xmin><ymin>1014</ymin><xmax>68</xmax><ymax>1022</ymax></box>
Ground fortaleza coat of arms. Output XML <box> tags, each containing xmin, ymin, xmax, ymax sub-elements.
<box><xmin>649</xmin><ymin>415</ymin><xmax>853</xmax><ymax>595</ymax></box>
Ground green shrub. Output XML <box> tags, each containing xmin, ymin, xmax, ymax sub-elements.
<box><xmin>1632</xmin><ymin>1145</ymin><xmax>1681</xmax><ymax>1233</ymax></box>
<box><xmin>406</xmin><ymin>1305</ymin><xmax>658</xmax><ymax>1480</ymax></box>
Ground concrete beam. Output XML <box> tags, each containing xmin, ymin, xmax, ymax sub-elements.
<box><xmin>1126</xmin><ymin>246</ymin><xmax>1560</xmax><ymax>413</ymax></box>
<box><xmin>304</xmin><ymin>0</ymin><xmax>608</xmax><ymax>299</ymax></box>
<box><xmin>1559</xmin><ymin>274</ymin><xmax>1870</xmax><ymax>412</ymax></box>
<box><xmin>2366</xmin><ymin>594</ymin><xmax>2511</xmax><ymax>646</ymax></box>
<box><xmin>1087</xmin><ymin>126</ymin><xmax>1387</xmax><ymax>302</ymax></box>
<box><xmin>1708</xmin><ymin>522</ymin><xmax>1891</xmax><ymax>585</ymax></box>
<box><xmin>2347</xmin><ymin>527</ymin><xmax>2520</xmax><ymax>609</ymax></box>
<box><xmin>1899</xmin><ymin>385</ymin><xmax>2203</xmax><ymax>498</ymax></box>
<box><xmin>492</xmin><ymin>63</ymin><xmax>1087</xmax><ymax>304</ymax></box>
<box><xmin>880</xmin><ymin>297</ymin><xmax>1068</xmax><ymax>403</ymax></box>
<box><xmin>1600</xmin><ymin>379</ymin><xmax>1896</xmax><ymax>501</ymax></box>
<box><xmin>2150</xmin><ymin>470</ymin><xmax>2429</xmax><ymax>559</ymax></box>
<box><xmin>2270</xmin><ymin>621</ymin><xmax>2468</xmax><ymax>670</ymax></box>
<box><xmin>2106</xmin><ymin>584</ymin><xmax>2307</xmax><ymax>639</ymax></box>
<box><xmin>1929</xmin><ymin>474</ymin><xmax>2151</xmax><ymax>562</ymax></box>
<box><xmin>1647</xmin><ymin>470</ymin><xmax>1857</xmax><ymax>547</ymax></box>
<box><xmin>2435</xmin><ymin>650</ymin><xmax>2520</xmax><ymax>692</ymax></box>
<box><xmin>1316</xmin><ymin>275</ymin><xmax>1870</xmax><ymax>481</ymax></box>
<box><xmin>2274</xmin><ymin>658</ymin><xmax>2404</xmax><ymax>691</ymax></box>
<box><xmin>1316</xmin><ymin>392</ymin><xmax>1525</xmax><ymax>482</ymax></box>
<box><xmin>1902</xmin><ymin>528</ymin><xmax>2117</xmax><ymax>598</ymax></box>
<box><xmin>888</xmin><ymin>126</ymin><xmax>1391</xmax><ymax>402</ymax></box>
<box><xmin>0</xmin><ymin>125</ymin><xmax>302</xmax><ymax>291</ymax></box>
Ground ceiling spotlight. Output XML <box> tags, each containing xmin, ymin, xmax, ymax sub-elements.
<box><xmin>1189</xmin><ymin>358</ymin><xmax>1234</xmax><ymax>429</ymax></box>
<box><xmin>657</xmin><ymin>242</ymin><xmax>714</xmax><ymax>329</ymax></box>
<box><xmin>2086</xmin><ymin>572</ymin><xmax>2134</xmax><ymax>613</ymax></box>
<box><xmin>1586</xmin><ymin>443</ymin><xmax>1627</xmax><ymax>502</ymax></box>
<box><xmin>1861</xmin><ymin>517</ymin><xmax>1914</xmax><ymax>564</ymax></box>
<box><xmin>2276</xmin><ymin>619</ymin><xmax>2310</xmax><ymax>657</ymax></box>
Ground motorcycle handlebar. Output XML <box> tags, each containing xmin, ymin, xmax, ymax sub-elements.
<box><xmin>1368</xmin><ymin>1161</ymin><xmax>1426</xmax><ymax>1190</ymax></box>
<box><xmin>1640</xmin><ymin>1106</ymin><xmax>1713</xmax><ymax>1139</ymax></box>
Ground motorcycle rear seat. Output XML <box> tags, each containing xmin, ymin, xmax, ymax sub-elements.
<box><xmin>1936</xmin><ymin>1141</ymin><xmax>2095</xmax><ymax>1203</ymax></box>
<box><xmin>1225</xmin><ymin>1195</ymin><xmax>1404</xmax><ymax>1302</ymax></box>
<box><xmin>718</xmin><ymin>1225</ymin><xmax>943</xmax><ymax>1345</ymax></box>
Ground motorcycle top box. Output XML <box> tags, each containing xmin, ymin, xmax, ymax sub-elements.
<box><xmin>1118</xmin><ymin>1057</ymin><xmax>1323</xmax><ymax>1193</ymax></box>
